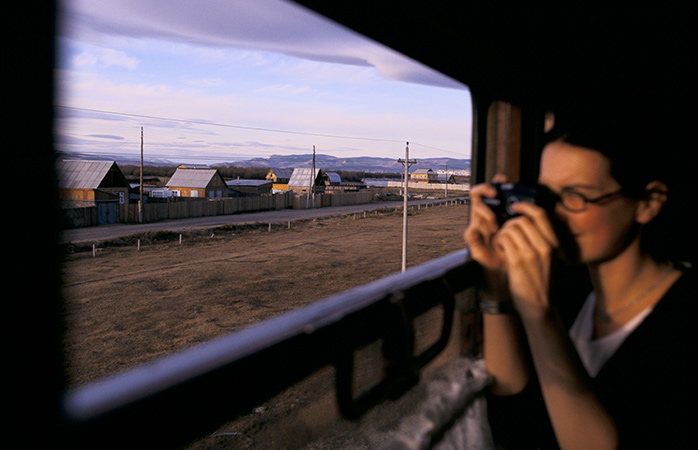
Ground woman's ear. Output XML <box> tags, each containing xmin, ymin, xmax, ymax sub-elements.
<box><xmin>636</xmin><ymin>181</ymin><xmax>668</xmax><ymax>224</ymax></box>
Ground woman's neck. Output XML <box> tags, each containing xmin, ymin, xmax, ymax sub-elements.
<box><xmin>588</xmin><ymin>243</ymin><xmax>657</xmax><ymax>307</ymax></box>
<box><xmin>587</xmin><ymin>240</ymin><xmax>679</xmax><ymax>334</ymax></box>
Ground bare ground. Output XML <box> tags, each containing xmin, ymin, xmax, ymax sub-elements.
<box><xmin>60</xmin><ymin>200</ymin><xmax>472</xmax><ymax>449</ymax></box>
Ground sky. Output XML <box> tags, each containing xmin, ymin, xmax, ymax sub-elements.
<box><xmin>55</xmin><ymin>0</ymin><xmax>472</xmax><ymax>166</ymax></box>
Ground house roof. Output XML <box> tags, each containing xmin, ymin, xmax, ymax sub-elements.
<box><xmin>177</xmin><ymin>163</ymin><xmax>210</xmax><ymax>170</ymax></box>
<box><xmin>325</xmin><ymin>172</ymin><xmax>342</xmax><ymax>183</ymax></box>
<box><xmin>288</xmin><ymin>168</ymin><xmax>322</xmax><ymax>187</ymax></box>
<box><xmin>267</xmin><ymin>168</ymin><xmax>293</xmax><ymax>179</ymax></box>
<box><xmin>226</xmin><ymin>179</ymin><xmax>273</xmax><ymax>187</ymax></box>
<box><xmin>166</xmin><ymin>168</ymin><xmax>221</xmax><ymax>189</ymax></box>
<box><xmin>413</xmin><ymin>168</ymin><xmax>434</xmax><ymax>174</ymax></box>
<box><xmin>56</xmin><ymin>160</ymin><xmax>128</xmax><ymax>189</ymax></box>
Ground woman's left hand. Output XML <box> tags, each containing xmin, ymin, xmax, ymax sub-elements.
<box><xmin>495</xmin><ymin>201</ymin><xmax>559</xmax><ymax>320</ymax></box>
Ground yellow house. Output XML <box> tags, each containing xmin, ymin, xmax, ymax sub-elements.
<box><xmin>265</xmin><ymin>168</ymin><xmax>293</xmax><ymax>190</ymax></box>
<box><xmin>56</xmin><ymin>160</ymin><xmax>131</xmax><ymax>204</ymax></box>
<box><xmin>411</xmin><ymin>168</ymin><xmax>436</xmax><ymax>183</ymax></box>
<box><xmin>166</xmin><ymin>168</ymin><xmax>228</xmax><ymax>198</ymax></box>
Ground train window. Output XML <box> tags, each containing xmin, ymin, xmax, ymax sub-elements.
<box><xmin>56</xmin><ymin>0</ymin><xmax>472</xmax><ymax>402</ymax></box>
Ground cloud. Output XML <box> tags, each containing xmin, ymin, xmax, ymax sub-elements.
<box><xmin>73</xmin><ymin>51</ymin><xmax>98</xmax><ymax>67</ymax></box>
<box><xmin>59</xmin><ymin>0</ymin><xmax>463</xmax><ymax>89</ymax></box>
<box><xmin>87</xmin><ymin>134</ymin><xmax>125</xmax><ymax>140</ymax></box>
<box><xmin>254</xmin><ymin>83</ymin><xmax>310</xmax><ymax>95</ymax></box>
<box><xmin>73</xmin><ymin>48</ymin><xmax>140</xmax><ymax>70</ymax></box>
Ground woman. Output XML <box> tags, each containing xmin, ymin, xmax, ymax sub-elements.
<box><xmin>464</xmin><ymin>109</ymin><xmax>697</xmax><ymax>449</ymax></box>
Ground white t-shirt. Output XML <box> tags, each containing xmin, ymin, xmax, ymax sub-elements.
<box><xmin>569</xmin><ymin>292</ymin><xmax>653</xmax><ymax>377</ymax></box>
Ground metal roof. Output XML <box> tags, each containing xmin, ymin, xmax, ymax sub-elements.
<box><xmin>226</xmin><ymin>179</ymin><xmax>273</xmax><ymax>187</ymax></box>
<box><xmin>267</xmin><ymin>168</ymin><xmax>293</xmax><ymax>178</ymax></box>
<box><xmin>56</xmin><ymin>160</ymin><xmax>120</xmax><ymax>189</ymax></box>
<box><xmin>177</xmin><ymin>164</ymin><xmax>210</xmax><ymax>169</ymax></box>
<box><xmin>325</xmin><ymin>172</ymin><xmax>342</xmax><ymax>183</ymax></box>
<box><xmin>166</xmin><ymin>169</ymin><xmax>220</xmax><ymax>189</ymax></box>
<box><xmin>288</xmin><ymin>168</ymin><xmax>321</xmax><ymax>187</ymax></box>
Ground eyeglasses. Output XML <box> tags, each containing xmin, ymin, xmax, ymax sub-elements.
<box><xmin>542</xmin><ymin>187</ymin><xmax>625</xmax><ymax>212</ymax></box>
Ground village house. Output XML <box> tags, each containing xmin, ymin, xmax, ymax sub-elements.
<box><xmin>265</xmin><ymin>168</ymin><xmax>293</xmax><ymax>190</ymax></box>
<box><xmin>411</xmin><ymin>168</ymin><xmax>437</xmax><ymax>183</ymax></box>
<box><xmin>324</xmin><ymin>172</ymin><xmax>342</xmax><ymax>186</ymax></box>
<box><xmin>287</xmin><ymin>168</ymin><xmax>325</xmax><ymax>194</ymax></box>
<box><xmin>226</xmin><ymin>178</ymin><xmax>273</xmax><ymax>196</ymax></box>
<box><xmin>56</xmin><ymin>160</ymin><xmax>132</xmax><ymax>205</ymax></box>
<box><xmin>176</xmin><ymin>163</ymin><xmax>211</xmax><ymax>170</ymax></box>
<box><xmin>166</xmin><ymin>168</ymin><xmax>228</xmax><ymax>198</ymax></box>
<box><xmin>56</xmin><ymin>160</ymin><xmax>132</xmax><ymax>225</ymax></box>
<box><xmin>436</xmin><ymin>173</ymin><xmax>456</xmax><ymax>184</ymax></box>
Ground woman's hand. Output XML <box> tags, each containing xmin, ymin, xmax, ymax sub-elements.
<box><xmin>464</xmin><ymin>176</ymin><xmax>507</xmax><ymax>272</ymax></box>
<box><xmin>495</xmin><ymin>201</ymin><xmax>559</xmax><ymax>318</ymax></box>
<box><xmin>463</xmin><ymin>175</ymin><xmax>512</xmax><ymax>302</ymax></box>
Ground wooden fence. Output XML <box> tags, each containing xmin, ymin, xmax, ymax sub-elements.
<box><xmin>61</xmin><ymin>205</ymin><xmax>100</xmax><ymax>228</ymax></box>
<box><xmin>291</xmin><ymin>191</ymin><xmax>373</xmax><ymax>209</ymax></box>
<box><xmin>118</xmin><ymin>191</ymin><xmax>374</xmax><ymax>225</ymax></box>
<box><xmin>385</xmin><ymin>181</ymin><xmax>470</xmax><ymax>191</ymax></box>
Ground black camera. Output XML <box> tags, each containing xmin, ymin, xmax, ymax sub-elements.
<box><xmin>482</xmin><ymin>183</ymin><xmax>542</xmax><ymax>225</ymax></box>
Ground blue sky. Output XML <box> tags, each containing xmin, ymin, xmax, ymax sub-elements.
<box><xmin>55</xmin><ymin>0</ymin><xmax>472</xmax><ymax>165</ymax></box>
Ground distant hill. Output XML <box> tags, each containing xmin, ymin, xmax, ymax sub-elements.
<box><xmin>56</xmin><ymin>151</ymin><xmax>182</xmax><ymax>168</ymax></box>
<box><xmin>223</xmin><ymin>154</ymin><xmax>471</xmax><ymax>174</ymax></box>
<box><xmin>56</xmin><ymin>151</ymin><xmax>470</xmax><ymax>174</ymax></box>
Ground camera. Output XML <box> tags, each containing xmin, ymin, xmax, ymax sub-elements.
<box><xmin>482</xmin><ymin>183</ymin><xmax>540</xmax><ymax>225</ymax></box>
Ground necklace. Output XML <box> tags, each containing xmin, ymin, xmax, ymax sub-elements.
<box><xmin>595</xmin><ymin>267</ymin><xmax>673</xmax><ymax>323</ymax></box>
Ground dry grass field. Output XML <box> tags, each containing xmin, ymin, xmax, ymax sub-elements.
<box><xmin>60</xmin><ymin>200</ymin><xmax>471</xmax><ymax>448</ymax></box>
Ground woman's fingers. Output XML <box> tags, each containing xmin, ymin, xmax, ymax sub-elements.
<box><xmin>465</xmin><ymin>183</ymin><xmax>500</xmax><ymax>246</ymax></box>
<box><xmin>496</xmin><ymin>214</ymin><xmax>555</xmax><ymax>309</ymax></box>
<box><xmin>509</xmin><ymin>201</ymin><xmax>559</xmax><ymax>248</ymax></box>
<box><xmin>491</xmin><ymin>173</ymin><xmax>508</xmax><ymax>183</ymax></box>
<box><xmin>464</xmin><ymin>175</ymin><xmax>510</xmax><ymax>269</ymax></box>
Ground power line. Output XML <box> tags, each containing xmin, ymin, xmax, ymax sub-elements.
<box><xmin>58</xmin><ymin>105</ymin><xmax>402</xmax><ymax>143</ymax></box>
<box><xmin>56</xmin><ymin>104</ymin><xmax>467</xmax><ymax>157</ymax></box>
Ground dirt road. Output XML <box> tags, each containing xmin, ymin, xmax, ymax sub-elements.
<box><xmin>60</xmin><ymin>200</ymin><xmax>472</xmax><ymax>449</ymax></box>
<box><xmin>60</xmin><ymin>197</ymin><xmax>463</xmax><ymax>244</ymax></box>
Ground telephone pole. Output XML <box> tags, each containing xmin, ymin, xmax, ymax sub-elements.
<box><xmin>139</xmin><ymin>127</ymin><xmax>143</xmax><ymax>223</ymax></box>
<box><xmin>311</xmin><ymin>145</ymin><xmax>316</xmax><ymax>208</ymax></box>
<box><xmin>398</xmin><ymin>142</ymin><xmax>416</xmax><ymax>272</ymax></box>
<box><xmin>307</xmin><ymin>145</ymin><xmax>316</xmax><ymax>209</ymax></box>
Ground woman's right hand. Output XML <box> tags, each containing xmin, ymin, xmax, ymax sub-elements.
<box><xmin>464</xmin><ymin>175</ymin><xmax>507</xmax><ymax>271</ymax></box>
<box><xmin>464</xmin><ymin>175</ymin><xmax>512</xmax><ymax>302</ymax></box>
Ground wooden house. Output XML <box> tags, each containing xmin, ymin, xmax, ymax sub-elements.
<box><xmin>287</xmin><ymin>168</ymin><xmax>325</xmax><ymax>194</ymax></box>
<box><xmin>226</xmin><ymin>178</ymin><xmax>273</xmax><ymax>196</ymax></box>
<box><xmin>436</xmin><ymin>173</ymin><xmax>456</xmax><ymax>184</ymax></box>
<box><xmin>176</xmin><ymin>163</ymin><xmax>210</xmax><ymax>170</ymax></box>
<box><xmin>265</xmin><ymin>168</ymin><xmax>293</xmax><ymax>190</ymax></box>
<box><xmin>324</xmin><ymin>172</ymin><xmax>342</xmax><ymax>185</ymax></box>
<box><xmin>56</xmin><ymin>160</ymin><xmax>131</xmax><ymax>205</ymax></box>
<box><xmin>166</xmin><ymin>168</ymin><xmax>227</xmax><ymax>198</ymax></box>
<box><xmin>411</xmin><ymin>168</ymin><xmax>436</xmax><ymax>184</ymax></box>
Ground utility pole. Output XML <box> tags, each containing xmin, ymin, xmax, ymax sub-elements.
<box><xmin>311</xmin><ymin>145</ymin><xmax>316</xmax><ymax>208</ymax></box>
<box><xmin>306</xmin><ymin>145</ymin><xmax>316</xmax><ymax>209</ymax></box>
<box><xmin>398</xmin><ymin>142</ymin><xmax>416</xmax><ymax>272</ymax></box>
<box><xmin>139</xmin><ymin>127</ymin><xmax>143</xmax><ymax>223</ymax></box>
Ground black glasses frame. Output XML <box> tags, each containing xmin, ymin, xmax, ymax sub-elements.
<box><xmin>550</xmin><ymin>187</ymin><xmax>625</xmax><ymax>212</ymax></box>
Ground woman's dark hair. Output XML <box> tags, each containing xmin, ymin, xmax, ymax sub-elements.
<box><xmin>545</xmin><ymin>100</ymin><xmax>694</xmax><ymax>264</ymax></box>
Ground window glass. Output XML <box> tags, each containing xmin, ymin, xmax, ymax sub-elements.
<box><xmin>57</xmin><ymin>0</ymin><xmax>471</xmax><ymax>396</ymax></box>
